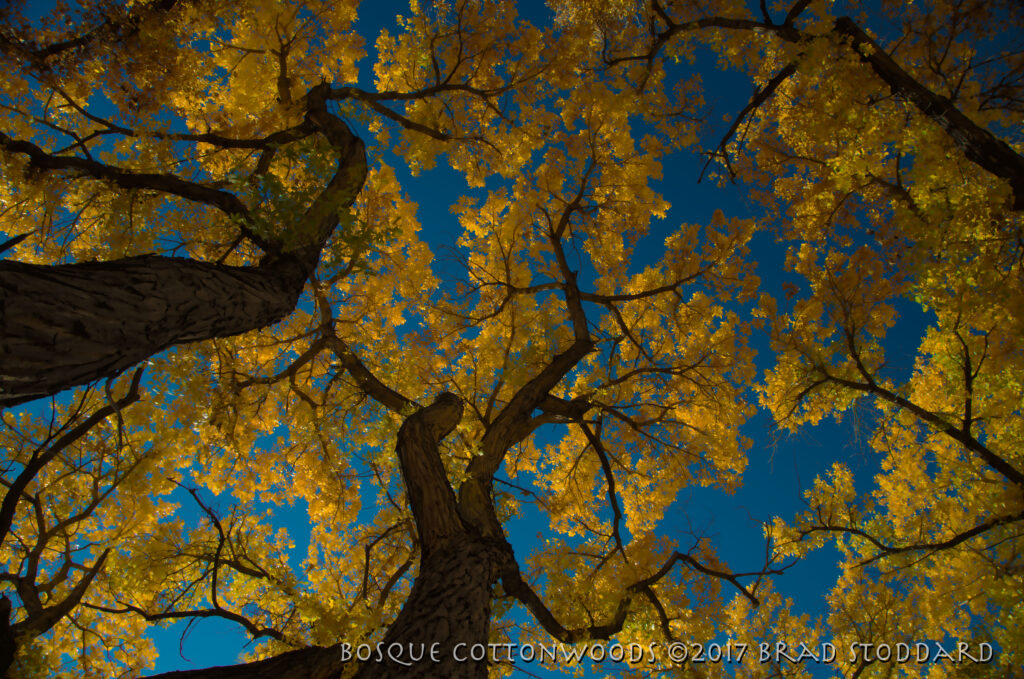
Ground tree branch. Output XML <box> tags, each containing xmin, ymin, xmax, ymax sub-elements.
<box><xmin>501</xmin><ymin>546</ymin><xmax>763</xmax><ymax>644</ymax></box>
<box><xmin>395</xmin><ymin>393</ymin><xmax>466</xmax><ymax>555</ymax></box>
<box><xmin>0</xmin><ymin>131</ymin><xmax>252</xmax><ymax>220</ymax></box>
<box><xmin>823</xmin><ymin>371</ymin><xmax>1024</xmax><ymax>487</ymax></box>
<box><xmin>792</xmin><ymin>508</ymin><xmax>1024</xmax><ymax>568</ymax></box>
<box><xmin>832</xmin><ymin>16</ymin><xmax>1024</xmax><ymax>210</ymax></box>
<box><xmin>0</xmin><ymin>367</ymin><xmax>143</xmax><ymax>545</ymax></box>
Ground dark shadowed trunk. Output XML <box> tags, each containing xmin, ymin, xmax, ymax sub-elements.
<box><xmin>352</xmin><ymin>536</ymin><xmax>507</xmax><ymax>679</ymax></box>
<box><xmin>757</xmin><ymin>15</ymin><xmax>1024</xmax><ymax>209</ymax></box>
<box><xmin>0</xmin><ymin>82</ymin><xmax>365</xmax><ymax>408</ymax></box>
<box><xmin>0</xmin><ymin>253</ymin><xmax>311</xmax><ymax>407</ymax></box>
<box><xmin>124</xmin><ymin>643</ymin><xmax>347</xmax><ymax>679</ymax></box>
<box><xmin>0</xmin><ymin>598</ymin><xmax>14</xmax><ymax>679</ymax></box>
<box><xmin>832</xmin><ymin>16</ymin><xmax>1024</xmax><ymax>210</ymax></box>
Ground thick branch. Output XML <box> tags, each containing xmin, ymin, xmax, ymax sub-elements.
<box><xmin>12</xmin><ymin>549</ymin><xmax>109</xmax><ymax>637</ymax></box>
<box><xmin>615</xmin><ymin>7</ymin><xmax>1024</xmax><ymax>208</ymax></box>
<box><xmin>289</xmin><ymin>84</ymin><xmax>367</xmax><ymax>265</ymax></box>
<box><xmin>143</xmin><ymin>644</ymin><xmax>346</xmax><ymax>679</ymax></box>
<box><xmin>824</xmin><ymin>373</ymin><xmax>1024</xmax><ymax>488</ymax></box>
<box><xmin>501</xmin><ymin>547</ymin><xmax>761</xmax><ymax>644</ymax></box>
<box><xmin>234</xmin><ymin>336</ymin><xmax>332</xmax><ymax>391</ymax></box>
<box><xmin>0</xmin><ymin>131</ymin><xmax>250</xmax><ymax>219</ymax></box>
<box><xmin>1</xmin><ymin>84</ymin><xmax>367</xmax><ymax>406</ymax></box>
<box><xmin>395</xmin><ymin>393</ymin><xmax>465</xmax><ymax>555</ymax></box>
<box><xmin>326</xmin><ymin>337</ymin><xmax>414</xmax><ymax>414</ymax></box>
<box><xmin>700</xmin><ymin>63</ymin><xmax>796</xmax><ymax>182</ymax></box>
<box><xmin>578</xmin><ymin>421</ymin><xmax>626</xmax><ymax>558</ymax></box>
<box><xmin>467</xmin><ymin>183</ymin><xmax>597</xmax><ymax>483</ymax></box>
<box><xmin>0</xmin><ymin>255</ymin><xmax>309</xmax><ymax>406</ymax></box>
<box><xmin>833</xmin><ymin>16</ymin><xmax>1024</xmax><ymax>210</ymax></box>
<box><xmin>2</xmin><ymin>0</ymin><xmax>183</xmax><ymax>65</ymax></box>
<box><xmin>469</xmin><ymin>336</ymin><xmax>593</xmax><ymax>484</ymax></box>
<box><xmin>794</xmin><ymin>509</ymin><xmax>1024</xmax><ymax>567</ymax></box>
<box><xmin>84</xmin><ymin>601</ymin><xmax>284</xmax><ymax>642</ymax></box>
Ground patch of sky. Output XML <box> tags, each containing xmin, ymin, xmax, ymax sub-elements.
<box><xmin>145</xmin><ymin>616</ymin><xmax>253</xmax><ymax>673</ymax></box>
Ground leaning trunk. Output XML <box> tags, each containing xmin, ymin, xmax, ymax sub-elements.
<box><xmin>833</xmin><ymin>16</ymin><xmax>1024</xmax><ymax>210</ymax></box>
<box><xmin>64</xmin><ymin>393</ymin><xmax>505</xmax><ymax>679</ymax></box>
<box><xmin>0</xmin><ymin>254</ymin><xmax>311</xmax><ymax>407</ymax></box>
<box><xmin>0</xmin><ymin>85</ymin><xmax>365</xmax><ymax>407</ymax></box>
<box><xmin>117</xmin><ymin>643</ymin><xmax>346</xmax><ymax>679</ymax></box>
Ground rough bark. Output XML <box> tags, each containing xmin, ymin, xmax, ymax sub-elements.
<box><xmin>0</xmin><ymin>82</ymin><xmax>365</xmax><ymax>408</ymax></box>
<box><xmin>156</xmin><ymin>393</ymin><xmax>505</xmax><ymax>679</ymax></box>
<box><xmin>0</xmin><ymin>254</ymin><xmax>310</xmax><ymax>407</ymax></box>
<box><xmin>682</xmin><ymin>14</ymin><xmax>1024</xmax><ymax>209</ymax></box>
<box><xmin>353</xmin><ymin>535</ymin><xmax>508</xmax><ymax>679</ymax></box>
<box><xmin>135</xmin><ymin>539</ymin><xmax>507</xmax><ymax>679</ymax></box>
<box><xmin>24</xmin><ymin>392</ymin><xmax>502</xmax><ymax>679</ymax></box>
<box><xmin>0</xmin><ymin>598</ymin><xmax>13</xmax><ymax>679</ymax></box>
<box><xmin>393</xmin><ymin>392</ymin><xmax>465</xmax><ymax>556</ymax></box>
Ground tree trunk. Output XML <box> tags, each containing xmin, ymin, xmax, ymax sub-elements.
<box><xmin>11</xmin><ymin>393</ymin><xmax>507</xmax><ymax>679</ymax></box>
<box><xmin>0</xmin><ymin>597</ymin><xmax>14</xmax><ymax>679</ymax></box>
<box><xmin>0</xmin><ymin>84</ymin><xmax>365</xmax><ymax>408</ymax></box>
<box><xmin>353</xmin><ymin>536</ymin><xmax>507</xmax><ymax>679</ymax></box>
<box><xmin>0</xmin><ymin>253</ymin><xmax>310</xmax><ymax>407</ymax></box>
<box><xmin>135</xmin><ymin>537</ymin><xmax>508</xmax><ymax>679</ymax></box>
<box><xmin>129</xmin><ymin>643</ymin><xmax>347</xmax><ymax>679</ymax></box>
<box><xmin>351</xmin><ymin>392</ymin><xmax>509</xmax><ymax>678</ymax></box>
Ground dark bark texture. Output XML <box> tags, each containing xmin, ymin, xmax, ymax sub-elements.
<box><xmin>140</xmin><ymin>643</ymin><xmax>346</xmax><ymax>679</ymax></box>
<box><xmin>352</xmin><ymin>536</ymin><xmax>507</xmax><ymax>679</ymax></box>
<box><xmin>136</xmin><ymin>539</ymin><xmax>506</xmax><ymax>679</ymax></box>
<box><xmin>133</xmin><ymin>392</ymin><xmax>509</xmax><ymax>679</ymax></box>
<box><xmin>0</xmin><ymin>254</ymin><xmax>310</xmax><ymax>407</ymax></box>
<box><xmin>394</xmin><ymin>392</ymin><xmax>465</xmax><ymax>556</ymax></box>
<box><xmin>0</xmin><ymin>81</ymin><xmax>365</xmax><ymax>408</ymax></box>
<box><xmin>0</xmin><ymin>598</ymin><xmax>13</xmax><ymax>679</ymax></box>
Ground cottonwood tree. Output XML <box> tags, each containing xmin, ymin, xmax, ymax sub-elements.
<box><xmin>0</xmin><ymin>1</ymin><xmax>1021</xmax><ymax>678</ymax></box>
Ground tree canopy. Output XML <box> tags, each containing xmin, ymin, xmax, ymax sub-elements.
<box><xmin>0</xmin><ymin>0</ymin><xmax>1022</xmax><ymax>677</ymax></box>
